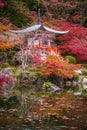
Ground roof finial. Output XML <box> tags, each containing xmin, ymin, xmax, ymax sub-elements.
<box><xmin>38</xmin><ymin>8</ymin><xmax>41</xmax><ymax>25</ymax></box>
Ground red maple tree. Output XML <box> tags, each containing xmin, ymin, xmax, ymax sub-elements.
<box><xmin>0</xmin><ymin>0</ymin><xmax>7</xmax><ymax>8</ymax></box>
<box><xmin>55</xmin><ymin>22</ymin><xmax>87</xmax><ymax>63</ymax></box>
<box><xmin>0</xmin><ymin>71</ymin><xmax>16</xmax><ymax>94</ymax></box>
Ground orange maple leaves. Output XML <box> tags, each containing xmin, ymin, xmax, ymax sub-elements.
<box><xmin>42</xmin><ymin>53</ymin><xmax>81</xmax><ymax>78</ymax></box>
<box><xmin>0</xmin><ymin>40</ymin><xmax>21</xmax><ymax>50</ymax></box>
<box><xmin>0</xmin><ymin>23</ymin><xmax>10</xmax><ymax>32</ymax></box>
<box><xmin>33</xmin><ymin>51</ymin><xmax>81</xmax><ymax>78</ymax></box>
<box><xmin>0</xmin><ymin>23</ymin><xmax>22</xmax><ymax>50</ymax></box>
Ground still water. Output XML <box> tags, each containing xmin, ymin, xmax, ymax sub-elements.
<box><xmin>0</xmin><ymin>85</ymin><xmax>87</xmax><ymax>130</ymax></box>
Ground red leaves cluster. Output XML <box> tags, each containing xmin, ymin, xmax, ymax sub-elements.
<box><xmin>0</xmin><ymin>17</ymin><xmax>9</xmax><ymax>25</ymax></box>
<box><xmin>0</xmin><ymin>0</ymin><xmax>7</xmax><ymax>8</ymax></box>
<box><xmin>43</xmin><ymin>54</ymin><xmax>81</xmax><ymax>78</ymax></box>
<box><xmin>71</xmin><ymin>14</ymin><xmax>82</xmax><ymax>23</ymax></box>
<box><xmin>56</xmin><ymin>22</ymin><xmax>87</xmax><ymax>63</ymax></box>
<box><xmin>0</xmin><ymin>71</ymin><xmax>16</xmax><ymax>94</ymax></box>
<box><xmin>32</xmin><ymin>56</ymin><xmax>45</xmax><ymax>68</ymax></box>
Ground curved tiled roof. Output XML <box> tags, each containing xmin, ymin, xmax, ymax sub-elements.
<box><xmin>43</xmin><ymin>26</ymin><xmax>69</xmax><ymax>34</ymax></box>
<box><xmin>10</xmin><ymin>25</ymin><xmax>41</xmax><ymax>33</ymax></box>
<box><xmin>10</xmin><ymin>24</ymin><xmax>69</xmax><ymax>34</ymax></box>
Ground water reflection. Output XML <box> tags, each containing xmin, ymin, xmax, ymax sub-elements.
<box><xmin>0</xmin><ymin>83</ymin><xmax>87</xmax><ymax>130</ymax></box>
<box><xmin>0</xmin><ymin>114</ymin><xmax>69</xmax><ymax>130</ymax></box>
<box><xmin>14</xmin><ymin>82</ymin><xmax>87</xmax><ymax>119</ymax></box>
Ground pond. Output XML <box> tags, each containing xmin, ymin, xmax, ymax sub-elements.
<box><xmin>0</xmin><ymin>85</ymin><xmax>87</xmax><ymax>130</ymax></box>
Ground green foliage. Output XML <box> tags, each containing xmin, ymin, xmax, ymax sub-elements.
<box><xmin>44</xmin><ymin>91</ymin><xmax>52</xmax><ymax>96</ymax></box>
<box><xmin>13</xmin><ymin>67</ymin><xmax>23</xmax><ymax>77</ymax></box>
<box><xmin>83</xmin><ymin>64</ymin><xmax>87</xmax><ymax>69</ymax></box>
<box><xmin>39</xmin><ymin>3</ymin><xmax>47</xmax><ymax>15</ymax></box>
<box><xmin>73</xmin><ymin>73</ymin><xmax>79</xmax><ymax>81</ymax></box>
<box><xmin>1</xmin><ymin>62</ymin><xmax>10</xmax><ymax>68</ymax></box>
<box><xmin>7</xmin><ymin>96</ymin><xmax>20</xmax><ymax>107</ymax></box>
<box><xmin>44</xmin><ymin>81</ymin><xmax>51</xmax><ymax>88</ymax></box>
<box><xmin>11</xmin><ymin>66</ymin><xmax>16</xmax><ymax>73</ymax></box>
<box><xmin>7</xmin><ymin>51</ymin><xmax>16</xmax><ymax>59</ymax></box>
<box><xmin>0</xmin><ymin>2</ymin><xmax>32</xmax><ymax>27</ymax></box>
<box><xmin>82</xmin><ymin>69</ymin><xmax>87</xmax><ymax>76</ymax></box>
<box><xmin>8</xmin><ymin>8</ymin><xmax>32</xmax><ymax>27</ymax></box>
<box><xmin>7</xmin><ymin>45</ymin><xmax>20</xmax><ymax>65</ymax></box>
<box><xmin>65</xmin><ymin>55</ymin><xmax>77</xmax><ymax>64</ymax></box>
<box><xmin>0</xmin><ymin>96</ymin><xmax>7</xmax><ymax>108</ymax></box>
<box><xmin>17</xmin><ymin>0</ymin><xmax>29</xmax><ymax>12</ymax></box>
<box><xmin>82</xmin><ymin>64</ymin><xmax>87</xmax><ymax>69</ymax></box>
<box><xmin>22</xmin><ymin>0</ymin><xmax>41</xmax><ymax>11</ymax></box>
<box><xmin>35</xmin><ymin>66</ymin><xmax>44</xmax><ymax>77</ymax></box>
<box><xmin>82</xmin><ymin>17</ymin><xmax>87</xmax><ymax>27</ymax></box>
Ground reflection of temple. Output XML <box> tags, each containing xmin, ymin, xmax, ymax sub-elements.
<box><xmin>11</xmin><ymin>9</ymin><xmax>69</xmax><ymax>48</ymax></box>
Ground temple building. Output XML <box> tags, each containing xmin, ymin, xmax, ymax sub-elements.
<box><xmin>10</xmin><ymin>9</ymin><xmax>69</xmax><ymax>48</ymax></box>
<box><xmin>11</xmin><ymin>9</ymin><xmax>69</xmax><ymax>69</ymax></box>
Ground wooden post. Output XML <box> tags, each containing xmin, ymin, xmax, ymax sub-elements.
<box><xmin>48</xmin><ymin>40</ymin><xmax>51</xmax><ymax>47</ymax></box>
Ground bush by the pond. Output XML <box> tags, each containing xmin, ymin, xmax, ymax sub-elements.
<box><xmin>65</xmin><ymin>55</ymin><xmax>77</xmax><ymax>64</ymax></box>
<box><xmin>73</xmin><ymin>73</ymin><xmax>79</xmax><ymax>81</ymax></box>
<box><xmin>82</xmin><ymin>69</ymin><xmax>87</xmax><ymax>76</ymax></box>
<box><xmin>43</xmin><ymin>81</ymin><xmax>51</xmax><ymax>88</ymax></box>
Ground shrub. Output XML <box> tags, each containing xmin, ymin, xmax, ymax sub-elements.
<box><xmin>65</xmin><ymin>55</ymin><xmax>77</xmax><ymax>64</ymax></box>
<box><xmin>43</xmin><ymin>81</ymin><xmax>51</xmax><ymax>88</ymax></box>
<box><xmin>1</xmin><ymin>62</ymin><xmax>10</xmax><ymax>68</ymax></box>
<box><xmin>7</xmin><ymin>51</ymin><xmax>16</xmax><ymax>59</ymax></box>
<box><xmin>82</xmin><ymin>64</ymin><xmax>87</xmax><ymax>69</ymax></box>
<box><xmin>82</xmin><ymin>69</ymin><xmax>87</xmax><ymax>76</ymax></box>
<box><xmin>73</xmin><ymin>73</ymin><xmax>79</xmax><ymax>81</ymax></box>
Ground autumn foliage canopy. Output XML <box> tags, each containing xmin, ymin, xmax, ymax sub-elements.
<box><xmin>56</xmin><ymin>22</ymin><xmax>87</xmax><ymax>63</ymax></box>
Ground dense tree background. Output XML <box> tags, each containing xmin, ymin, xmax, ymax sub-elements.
<box><xmin>0</xmin><ymin>0</ymin><xmax>87</xmax><ymax>27</ymax></box>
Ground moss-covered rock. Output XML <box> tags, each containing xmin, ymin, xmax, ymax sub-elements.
<box><xmin>65</xmin><ymin>55</ymin><xmax>77</xmax><ymax>64</ymax></box>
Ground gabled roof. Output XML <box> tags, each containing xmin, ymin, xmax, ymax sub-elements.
<box><xmin>10</xmin><ymin>24</ymin><xmax>69</xmax><ymax>34</ymax></box>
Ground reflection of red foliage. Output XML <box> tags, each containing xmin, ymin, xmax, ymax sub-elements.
<box><xmin>0</xmin><ymin>0</ymin><xmax>7</xmax><ymax>8</ymax></box>
<box><xmin>56</xmin><ymin>22</ymin><xmax>87</xmax><ymax>63</ymax></box>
